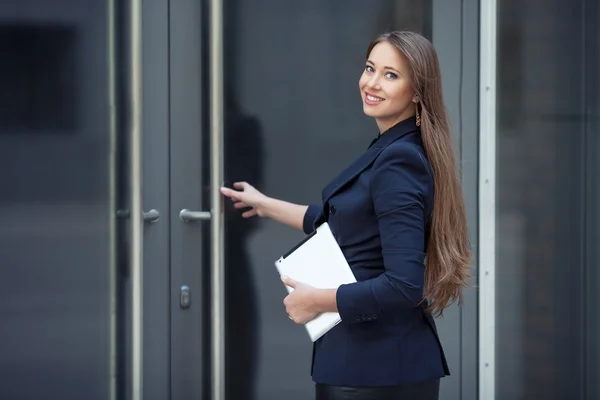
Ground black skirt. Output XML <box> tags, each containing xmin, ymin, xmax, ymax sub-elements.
<box><xmin>315</xmin><ymin>379</ymin><xmax>440</xmax><ymax>400</ymax></box>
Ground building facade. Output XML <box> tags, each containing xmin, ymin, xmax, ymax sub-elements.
<box><xmin>0</xmin><ymin>0</ymin><xmax>598</xmax><ymax>399</ymax></box>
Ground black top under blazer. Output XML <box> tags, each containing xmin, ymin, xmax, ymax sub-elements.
<box><xmin>302</xmin><ymin>116</ymin><xmax>450</xmax><ymax>386</ymax></box>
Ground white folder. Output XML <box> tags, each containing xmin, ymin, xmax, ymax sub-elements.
<box><xmin>274</xmin><ymin>223</ymin><xmax>357</xmax><ymax>342</ymax></box>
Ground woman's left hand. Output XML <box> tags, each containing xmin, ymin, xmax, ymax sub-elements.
<box><xmin>281</xmin><ymin>276</ymin><xmax>319</xmax><ymax>324</ymax></box>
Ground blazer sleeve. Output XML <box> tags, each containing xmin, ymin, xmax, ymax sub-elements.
<box><xmin>303</xmin><ymin>203</ymin><xmax>322</xmax><ymax>234</ymax></box>
<box><xmin>336</xmin><ymin>143</ymin><xmax>431</xmax><ymax>323</ymax></box>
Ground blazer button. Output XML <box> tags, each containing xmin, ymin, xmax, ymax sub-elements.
<box><xmin>372</xmin><ymin>314</ymin><xmax>378</xmax><ymax>320</ymax></box>
<box><xmin>356</xmin><ymin>316</ymin><xmax>361</xmax><ymax>322</ymax></box>
<box><xmin>329</xmin><ymin>205</ymin><xmax>336</xmax><ymax>215</ymax></box>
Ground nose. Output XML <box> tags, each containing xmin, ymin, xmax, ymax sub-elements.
<box><xmin>365</xmin><ymin>74</ymin><xmax>381</xmax><ymax>90</ymax></box>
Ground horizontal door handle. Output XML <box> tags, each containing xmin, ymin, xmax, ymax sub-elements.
<box><xmin>142</xmin><ymin>209</ymin><xmax>160</xmax><ymax>223</ymax></box>
<box><xmin>179</xmin><ymin>209</ymin><xmax>211</xmax><ymax>222</ymax></box>
<box><xmin>116</xmin><ymin>209</ymin><xmax>160</xmax><ymax>223</ymax></box>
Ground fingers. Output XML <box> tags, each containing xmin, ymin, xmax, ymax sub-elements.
<box><xmin>221</xmin><ymin>183</ymin><xmax>251</xmax><ymax>200</ymax></box>
<box><xmin>233</xmin><ymin>201</ymin><xmax>249</xmax><ymax>209</ymax></box>
<box><xmin>281</xmin><ymin>275</ymin><xmax>296</xmax><ymax>288</ymax></box>
<box><xmin>220</xmin><ymin>182</ymin><xmax>252</xmax><ymax>195</ymax></box>
<box><xmin>221</xmin><ymin>184</ymin><xmax>258</xmax><ymax>218</ymax></box>
<box><xmin>233</xmin><ymin>181</ymin><xmax>249</xmax><ymax>190</ymax></box>
<box><xmin>221</xmin><ymin>187</ymin><xmax>246</xmax><ymax>205</ymax></box>
<box><xmin>242</xmin><ymin>209</ymin><xmax>257</xmax><ymax>218</ymax></box>
<box><xmin>219</xmin><ymin>187</ymin><xmax>237</xmax><ymax>198</ymax></box>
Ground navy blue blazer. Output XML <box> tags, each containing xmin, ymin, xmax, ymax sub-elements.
<box><xmin>303</xmin><ymin>117</ymin><xmax>450</xmax><ymax>386</ymax></box>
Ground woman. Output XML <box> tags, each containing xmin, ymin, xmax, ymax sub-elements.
<box><xmin>220</xmin><ymin>31</ymin><xmax>471</xmax><ymax>400</ymax></box>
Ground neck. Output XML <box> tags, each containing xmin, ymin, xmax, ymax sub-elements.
<box><xmin>376</xmin><ymin>112</ymin><xmax>416</xmax><ymax>134</ymax></box>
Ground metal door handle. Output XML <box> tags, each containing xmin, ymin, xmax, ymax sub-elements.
<box><xmin>116</xmin><ymin>209</ymin><xmax>160</xmax><ymax>223</ymax></box>
<box><xmin>179</xmin><ymin>209</ymin><xmax>211</xmax><ymax>222</ymax></box>
<box><xmin>142</xmin><ymin>209</ymin><xmax>160</xmax><ymax>223</ymax></box>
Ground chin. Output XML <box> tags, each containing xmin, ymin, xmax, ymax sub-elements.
<box><xmin>364</xmin><ymin>111</ymin><xmax>385</xmax><ymax>120</ymax></box>
<box><xmin>362</xmin><ymin>106</ymin><xmax>379</xmax><ymax>118</ymax></box>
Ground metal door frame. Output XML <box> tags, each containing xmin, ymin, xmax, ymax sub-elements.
<box><xmin>478</xmin><ymin>0</ymin><xmax>497</xmax><ymax>399</ymax></box>
<box><xmin>131</xmin><ymin>0</ymin><xmax>173</xmax><ymax>399</ymax></box>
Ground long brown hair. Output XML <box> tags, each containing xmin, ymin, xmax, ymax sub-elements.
<box><xmin>367</xmin><ymin>31</ymin><xmax>472</xmax><ymax>317</ymax></box>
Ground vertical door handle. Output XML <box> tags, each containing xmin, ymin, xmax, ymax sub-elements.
<box><xmin>209</xmin><ymin>0</ymin><xmax>225</xmax><ymax>398</ymax></box>
<box><xmin>128</xmin><ymin>0</ymin><xmax>144</xmax><ymax>398</ymax></box>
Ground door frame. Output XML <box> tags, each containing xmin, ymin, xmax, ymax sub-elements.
<box><xmin>478</xmin><ymin>0</ymin><xmax>497</xmax><ymax>399</ymax></box>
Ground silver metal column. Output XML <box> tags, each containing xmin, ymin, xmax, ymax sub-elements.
<box><xmin>479</xmin><ymin>0</ymin><xmax>497</xmax><ymax>399</ymax></box>
<box><xmin>108</xmin><ymin>0</ymin><xmax>118</xmax><ymax>398</ymax></box>
<box><xmin>210</xmin><ymin>0</ymin><xmax>225</xmax><ymax>399</ymax></box>
<box><xmin>129</xmin><ymin>0</ymin><xmax>144</xmax><ymax>398</ymax></box>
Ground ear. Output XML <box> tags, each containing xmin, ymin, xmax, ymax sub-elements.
<box><xmin>412</xmin><ymin>94</ymin><xmax>419</xmax><ymax>104</ymax></box>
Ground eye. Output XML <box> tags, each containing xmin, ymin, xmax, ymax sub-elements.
<box><xmin>385</xmin><ymin>72</ymin><xmax>398</xmax><ymax>79</ymax></box>
<box><xmin>365</xmin><ymin>65</ymin><xmax>374</xmax><ymax>73</ymax></box>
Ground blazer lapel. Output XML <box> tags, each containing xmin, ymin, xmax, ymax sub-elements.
<box><xmin>321</xmin><ymin>117</ymin><xmax>419</xmax><ymax>204</ymax></box>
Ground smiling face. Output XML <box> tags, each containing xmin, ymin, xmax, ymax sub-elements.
<box><xmin>359</xmin><ymin>41</ymin><xmax>418</xmax><ymax>133</ymax></box>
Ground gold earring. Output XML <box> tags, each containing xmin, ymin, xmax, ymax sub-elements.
<box><xmin>415</xmin><ymin>102</ymin><xmax>421</xmax><ymax>127</ymax></box>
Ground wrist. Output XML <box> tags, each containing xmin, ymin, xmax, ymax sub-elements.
<box><xmin>258</xmin><ymin>195</ymin><xmax>274</xmax><ymax>218</ymax></box>
<box><xmin>313</xmin><ymin>288</ymin><xmax>338</xmax><ymax>313</ymax></box>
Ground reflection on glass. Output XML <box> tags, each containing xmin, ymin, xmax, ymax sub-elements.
<box><xmin>0</xmin><ymin>24</ymin><xmax>78</xmax><ymax>132</ymax></box>
<box><xmin>222</xmin><ymin>1</ymin><xmax>432</xmax><ymax>399</ymax></box>
<box><xmin>223</xmin><ymin>91</ymin><xmax>264</xmax><ymax>399</ymax></box>
<box><xmin>496</xmin><ymin>1</ymin><xmax>600</xmax><ymax>398</ymax></box>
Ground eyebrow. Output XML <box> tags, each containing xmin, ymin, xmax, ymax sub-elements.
<box><xmin>366</xmin><ymin>60</ymin><xmax>401</xmax><ymax>74</ymax></box>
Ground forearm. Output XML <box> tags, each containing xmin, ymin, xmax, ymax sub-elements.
<box><xmin>262</xmin><ymin>197</ymin><xmax>308</xmax><ymax>232</ymax></box>
<box><xmin>335</xmin><ymin>261</ymin><xmax>425</xmax><ymax>324</ymax></box>
<box><xmin>313</xmin><ymin>289</ymin><xmax>338</xmax><ymax>313</ymax></box>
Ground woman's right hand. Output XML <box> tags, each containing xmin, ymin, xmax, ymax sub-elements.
<box><xmin>220</xmin><ymin>182</ymin><xmax>270</xmax><ymax>219</ymax></box>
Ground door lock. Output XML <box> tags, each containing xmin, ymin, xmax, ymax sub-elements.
<box><xmin>180</xmin><ymin>285</ymin><xmax>191</xmax><ymax>309</ymax></box>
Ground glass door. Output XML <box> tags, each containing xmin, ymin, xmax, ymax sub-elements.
<box><xmin>495</xmin><ymin>0</ymin><xmax>600</xmax><ymax>398</ymax></box>
<box><xmin>0</xmin><ymin>1</ymin><xmax>123</xmax><ymax>399</ymax></box>
<box><xmin>220</xmin><ymin>1</ymin><xmax>434</xmax><ymax>399</ymax></box>
<box><xmin>146</xmin><ymin>1</ymin><xmax>474</xmax><ymax>399</ymax></box>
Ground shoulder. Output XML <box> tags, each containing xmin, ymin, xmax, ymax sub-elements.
<box><xmin>373</xmin><ymin>139</ymin><xmax>431</xmax><ymax>177</ymax></box>
<box><xmin>370</xmin><ymin>139</ymin><xmax>432</xmax><ymax>210</ymax></box>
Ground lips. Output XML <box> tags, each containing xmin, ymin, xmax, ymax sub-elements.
<box><xmin>364</xmin><ymin>92</ymin><xmax>384</xmax><ymax>105</ymax></box>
